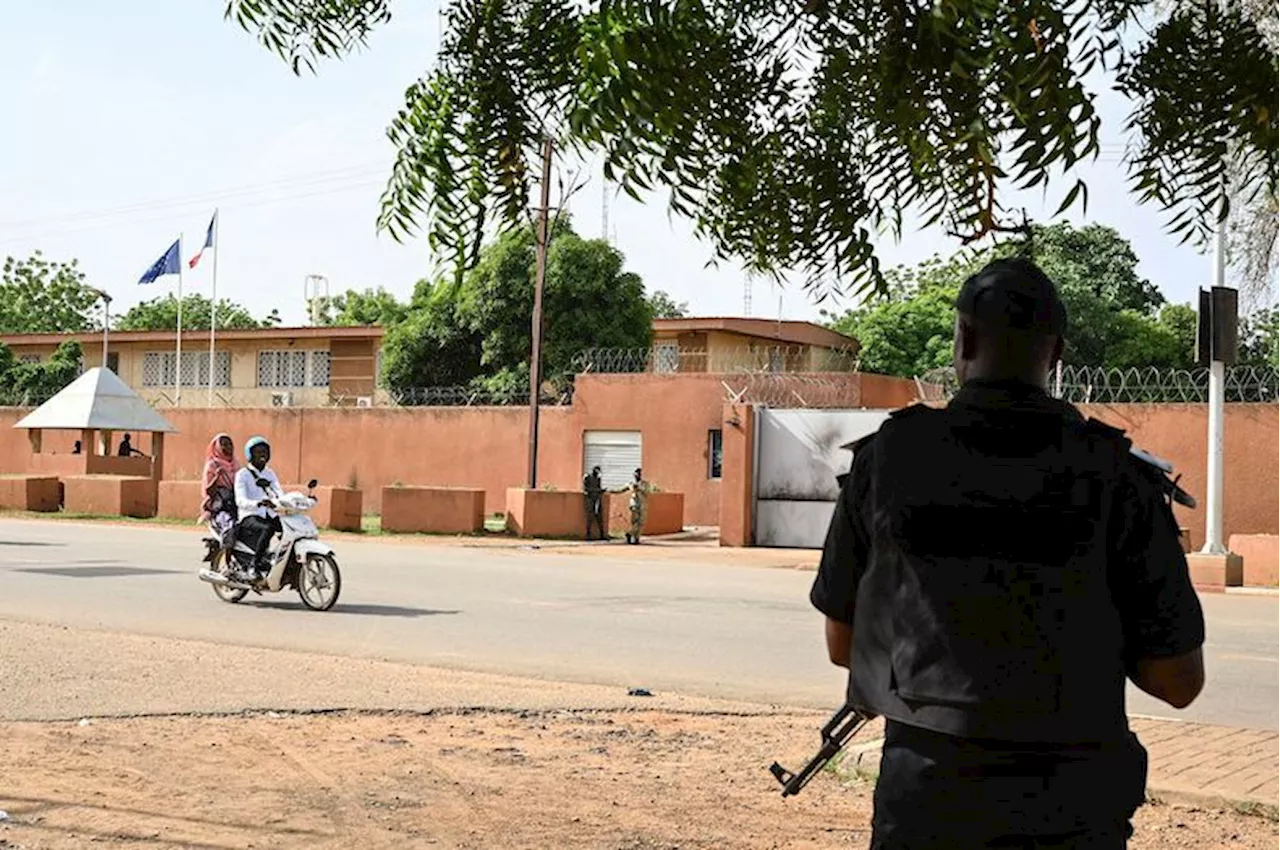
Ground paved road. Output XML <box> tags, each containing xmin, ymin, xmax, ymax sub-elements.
<box><xmin>0</xmin><ymin>519</ymin><xmax>1273</xmax><ymax>729</ymax></box>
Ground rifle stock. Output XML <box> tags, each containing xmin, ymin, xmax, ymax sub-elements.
<box><xmin>769</xmin><ymin>703</ymin><xmax>870</xmax><ymax>797</ymax></box>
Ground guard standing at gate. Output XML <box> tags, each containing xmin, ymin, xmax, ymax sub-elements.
<box><xmin>583</xmin><ymin>465</ymin><xmax>605</xmax><ymax>540</ymax></box>
<box><xmin>809</xmin><ymin>257</ymin><xmax>1206</xmax><ymax>849</ymax></box>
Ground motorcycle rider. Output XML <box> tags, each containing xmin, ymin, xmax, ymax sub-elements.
<box><xmin>234</xmin><ymin>436</ymin><xmax>283</xmax><ymax>578</ymax></box>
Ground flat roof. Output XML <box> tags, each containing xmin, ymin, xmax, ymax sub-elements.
<box><xmin>0</xmin><ymin>325</ymin><xmax>385</xmax><ymax>346</ymax></box>
<box><xmin>652</xmin><ymin>317</ymin><xmax>859</xmax><ymax>351</ymax></box>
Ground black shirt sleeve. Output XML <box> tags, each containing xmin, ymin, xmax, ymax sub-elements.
<box><xmin>1108</xmin><ymin>462</ymin><xmax>1206</xmax><ymax>661</ymax></box>
<box><xmin>810</xmin><ymin>444</ymin><xmax>873</xmax><ymax>624</ymax></box>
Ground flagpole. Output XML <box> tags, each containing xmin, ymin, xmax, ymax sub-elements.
<box><xmin>208</xmin><ymin>210</ymin><xmax>219</xmax><ymax>406</ymax></box>
<box><xmin>175</xmin><ymin>235</ymin><xmax>184</xmax><ymax>406</ymax></box>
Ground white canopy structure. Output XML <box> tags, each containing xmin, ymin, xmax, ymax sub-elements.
<box><xmin>14</xmin><ymin>368</ymin><xmax>176</xmax><ymax>434</ymax></box>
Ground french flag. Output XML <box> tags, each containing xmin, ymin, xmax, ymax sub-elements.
<box><xmin>188</xmin><ymin>211</ymin><xmax>217</xmax><ymax>269</ymax></box>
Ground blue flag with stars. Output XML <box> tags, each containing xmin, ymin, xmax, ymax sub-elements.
<box><xmin>138</xmin><ymin>239</ymin><xmax>181</xmax><ymax>285</ymax></box>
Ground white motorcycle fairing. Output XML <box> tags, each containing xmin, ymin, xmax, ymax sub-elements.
<box><xmin>265</xmin><ymin>537</ymin><xmax>335</xmax><ymax>591</ymax></box>
<box><xmin>293</xmin><ymin>538</ymin><xmax>335</xmax><ymax>560</ymax></box>
<box><xmin>260</xmin><ymin>496</ymin><xmax>328</xmax><ymax>592</ymax></box>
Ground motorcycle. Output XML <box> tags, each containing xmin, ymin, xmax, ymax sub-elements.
<box><xmin>197</xmin><ymin>477</ymin><xmax>342</xmax><ymax>611</ymax></box>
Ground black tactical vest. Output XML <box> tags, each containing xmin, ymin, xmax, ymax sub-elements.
<box><xmin>847</xmin><ymin>402</ymin><xmax>1134</xmax><ymax>745</ymax></box>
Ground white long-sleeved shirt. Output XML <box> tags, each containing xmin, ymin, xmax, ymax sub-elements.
<box><xmin>235</xmin><ymin>466</ymin><xmax>281</xmax><ymax>520</ymax></box>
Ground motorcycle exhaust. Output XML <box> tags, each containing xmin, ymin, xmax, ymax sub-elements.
<box><xmin>198</xmin><ymin>569</ymin><xmax>250</xmax><ymax>590</ymax></box>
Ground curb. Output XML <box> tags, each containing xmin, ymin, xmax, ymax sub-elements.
<box><xmin>832</xmin><ymin>738</ymin><xmax>1279</xmax><ymax>822</ymax></box>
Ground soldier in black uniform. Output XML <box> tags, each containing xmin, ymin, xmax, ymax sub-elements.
<box><xmin>583</xmin><ymin>465</ymin><xmax>605</xmax><ymax>541</ymax></box>
<box><xmin>810</xmin><ymin>257</ymin><xmax>1206</xmax><ymax>849</ymax></box>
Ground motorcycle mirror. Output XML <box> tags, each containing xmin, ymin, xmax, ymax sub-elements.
<box><xmin>307</xmin><ymin>478</ymin><xmax>318</xmax><ymax>490</ymax></box>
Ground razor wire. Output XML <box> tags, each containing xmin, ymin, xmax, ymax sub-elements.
<box><xmin>917</xmin><ymin>365</ymin><xmax>1278</xmax><ymax>404</ymax></box>
<box><xmin>719</xmin><ymin>373</ymin><xmax>867</xmax><ymax>408</ymax></box>
<box><xmin>572</xmin><ymin>345</ymin><xmax>861</xmax><ymax>375</ymax></box>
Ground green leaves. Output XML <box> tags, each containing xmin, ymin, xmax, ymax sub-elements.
<box><xmin>224</xmin><ymin>0</ymin><xmax>390</xmax><ymax>75</ymax></box>
<box><xmin>310</xmin><ymin>288</ymin><xmax>408</xmax><ymax>327</ymax></box>
<box><xmin>379</xmin><ymin>217</ymin><xmax>654</xmax><ymax>396</ymax></box>
<box><xmin>114</xmin><ymin>294</ymin><xmax>273</xmax><ymax>331</ymax></box>
<box><xmin>826</xmin><ymin>221</ymin><xmax>1192</xmax><ymax>375</ymax></box>
<box><xmin>230</xmin><ymin>0</ymin><xmax>1277</xmax><ymax>300</ymax></box>
<box><xmin>0</xmin><ymin>340</ymin><xmax>84</xmax><ymax>403</ymax></box>
<box><xmin>0</xmin><ymin>252</ymin><xmax>100</xmax><ymax>333</ymax></box>
<box><xmin>646</xmin><ymin>290</ymin><xmax>689</xmax><ymax>318</ymax></box>
<box><xmin>1119</xmin><ymin>2</ymin><xmax>1279</xmax><ymax>247</ymax></box>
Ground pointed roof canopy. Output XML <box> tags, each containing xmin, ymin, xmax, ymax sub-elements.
<box><xmin>13</xmin><ymin>368</ymin><xmax>177</xmax><ymax>433</ymax></box>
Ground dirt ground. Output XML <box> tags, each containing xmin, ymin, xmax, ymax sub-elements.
<box><xmin>1</xmin><ymin>710</ymin><xmax>1274</xmax><ymax>850</ymax></box>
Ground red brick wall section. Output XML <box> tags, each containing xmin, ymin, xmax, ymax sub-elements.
<box><xmin>603</xmin><ymin>491</ymin><xmax>684</xmax><ymax>536</ymax></box>
<box><xmin>381</xmin><ymin>486</ymin><xmax>484</xmax><ymax>534</ymax></box>
<box><xmin>0</xmin><ymin>382</ymin><xmax>1272</xmax><ymax>542</ymax></box>
<box><xmin>717</xmin><ymin>403</ymin><xmax>756</xmax><ymax>546</ymax></box>
<box><xmin>1229</xmin><ymin>534</ymin><xmax>1279</xmax><ymax>587</ymax></box>
<box><xmin>505</xmin><ymin>488</ymin><xmax>587</xmax><ymax>538</ymax></box>
<box><xmin>857</xmin><ymin>372</ymin><xmax>922</xmax><ymax>409</ymax></box>
<box><xmin>0</xmin><ymin>476</ymin><xmax>59</xmax><ymax>512</ymax></box>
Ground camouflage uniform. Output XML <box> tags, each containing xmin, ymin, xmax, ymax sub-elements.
<box><xmin>626</xmin><ymin>478</ymin><xmax>650</xmax><ymax>544</ymax></box>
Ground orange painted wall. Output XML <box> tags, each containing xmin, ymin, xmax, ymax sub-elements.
<box><xmin>0</xmin><ymin>373</ymin><xmax>735</xmax><ymax>521</ymax></box>
<box><xmin>1</xmin><ymin>377</ymin><xmax>1269</xmax><ymax>543</ymax></box>
<box><xmin>1079</xmin><ymin>403</ymin><xmax>1278</xmax><ymax>552</ymax></box>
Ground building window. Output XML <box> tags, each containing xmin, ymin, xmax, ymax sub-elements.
<box><xmin>653</xmin><ymin>340</ymin><xmax>679</xmax><ymax>373</ymax></box>
<box><xmin>142</xmin><ymin>351</ymin><xmax>231</xmax><ymax>387</ymax></box>
<box><xmin>257</xmin><ymin>350</ymin><xmax>329</xmax><ymax>388</ymax></box>
<box><xmin>310</xmin><ymin>351</ymin><xmax>331</xmax><ymax>387</ymax></box>
<box><xmin>708</xmin><ymin>429</ymin><xmax>723</xmax><ymax>479</ymax></box>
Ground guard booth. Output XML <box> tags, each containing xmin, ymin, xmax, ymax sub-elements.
<box><xmin>13</xmin><ymin>368</ymin><xmax>177</xmax><ymax>516</ymax></box>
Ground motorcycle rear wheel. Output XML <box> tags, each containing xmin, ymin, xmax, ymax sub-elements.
<box><xmin>297</xmin><ymin>553</ymin><xmax>341</xmax><ymax>611</ymax></box>
<box><xmin>210</xmin><ymin>550</ymin><xmax>249</xmax><ymax>604</ymax></box>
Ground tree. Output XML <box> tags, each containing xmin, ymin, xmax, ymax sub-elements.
<box><xmin>827</xmin><ymin>222</ymin><xmax>1197</xmax><ymax>375</ymax></box>
<box><xmin>114</xmin><ymin>294</ymin><xmax>279</xmax><ymax>331</ymax></box>
<box><xmin>0</xmin><ymin>252</ymin><xmax>101</xmax><ymax>333</ymax></box>
<box><xmin>1238</xmin><ymin>307</ymin><xmax>1279</xmax><ymax>367</ymax></box>
<box><xmin>379</xmin><ymin>280</ymin><xmax>483</xmax><ymax>391</ymax></box>
<box><xmin>647</xmin><ymin>290</ymin><xmax>689</xmax><ymax>319</ymax></box>
<box><xmin>311</xmin><ymin>288</ymin><xmax>409</xmax><ymax>327</ymax></box>
<box><xmin>0</xmin><ymin>340</ymin><xmax>84</xmax><ymax>403</ymax></box>
<box><xmin>229</xmin><ymin>1</ymin><xmax>1277</xmax><ymax>298</ymax></box>
<box><xmin>380</xmin><ymin>218</ymin><xmax>653</xmax><ymax>394</ymax></box>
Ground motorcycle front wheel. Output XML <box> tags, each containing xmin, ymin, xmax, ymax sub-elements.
<box><xmin>210</xmin><ymin>550</ymin><xmax>249</xmax><ymax>604</ymax></box>
<box><xmin>297</xmin><ymin>553</ymin><xmax>341</xmax><ymax>611</ymax></box>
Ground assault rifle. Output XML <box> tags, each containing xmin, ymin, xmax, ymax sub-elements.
<box><xmin>769</xmin><ymin>703</ymin><xmax>871</xmax><ymax>797</ymax></box>
<box><xmin>1130</xmin><ymin>447</ymin><xmax>1197</xmax><ymax>509</ymax></box>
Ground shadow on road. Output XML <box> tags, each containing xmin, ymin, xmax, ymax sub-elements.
<box><xmin>0</xmin><ymin>540</ymin><xmax>62</xmax><ymax>547</ymax></box>
<box><xmin>253</xmin><ymin>601</ymin><xmax>461</xmax><ymax>618</ymax></box>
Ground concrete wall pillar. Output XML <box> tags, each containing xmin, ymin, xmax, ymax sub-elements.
<box><xmin>718</xmin><ymin>402</ymin><xmax>756</xmax><ymax>547</ymax></box>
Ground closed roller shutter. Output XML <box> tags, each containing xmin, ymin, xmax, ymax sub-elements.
<box><xmin>583</xmin><ymin>430</ymin><xmax>642</xmax><ymax>490</ymax></box>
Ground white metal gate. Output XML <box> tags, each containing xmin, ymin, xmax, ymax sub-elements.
<box><xmin>583</xmin><ymin>430</ymin><xmax>642</xmax><ymax>490</ymax></box>
<box><xmin>753</xmin><ymin>409</ymin><xmax>891</xmax><ymax>548</ymax></box>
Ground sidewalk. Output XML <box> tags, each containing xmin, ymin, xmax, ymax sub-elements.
<box><xmin>839</xmin><ymin>715</ymin><xmax>1279</xmax><ymax>816</ymax></box>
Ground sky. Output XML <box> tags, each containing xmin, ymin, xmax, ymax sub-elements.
<box><xmin>0</xmin><ymin>1</ymin><xmax>1233</xmax><ymax>329</ymax></box>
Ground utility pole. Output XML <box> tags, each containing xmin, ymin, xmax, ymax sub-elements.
<box><xmin>527</xmin><ymin>137</ymin><xmax>554</xmax><ymax>489</ymax></box>
<box><xmin>96</xmin><ymin>290</ymin><xmax>112</xmax><ymax>370</ymax></box>
<box><xmin>1201</xmin><ymin>203</ymin><xmax>1230</xmax><ymax>555</ymax></box>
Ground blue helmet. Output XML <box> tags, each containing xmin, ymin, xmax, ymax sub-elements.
<box><xmin>244</xmin><ymin>436</ymin><xmax>269</xmax><ymax>457</ymax></box>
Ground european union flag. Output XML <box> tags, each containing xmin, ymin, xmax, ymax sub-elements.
<box><xmin>138</xmin><ymin>239</ymin><xmax>181</xmax><ymax>285</ymax></box>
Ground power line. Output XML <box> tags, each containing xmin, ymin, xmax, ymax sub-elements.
<box><xmin>0</xmin><ymin>175</ymin><xmax>390</xmax><ymax>248</ymax></box>
<box><xmin>0</xmin><ymin>162</ymin><xmax>388</xmax><ymax>232</ymax></box>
